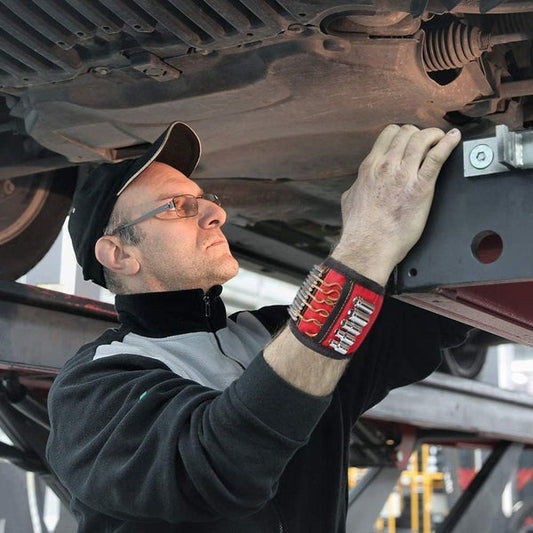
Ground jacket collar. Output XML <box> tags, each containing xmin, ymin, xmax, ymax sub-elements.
<box><xmin>114</xmin><ymin>285</ymin><xmax>226</xmax><ymax>337</ymax></box>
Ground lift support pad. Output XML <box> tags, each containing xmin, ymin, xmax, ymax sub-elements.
<box><xmin>395</xmin><ymin>125</ymin><xmax>533</xmax><ymax>346</ymax></box>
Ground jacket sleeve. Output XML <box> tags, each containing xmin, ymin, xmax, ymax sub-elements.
<box><xmin>46</xmin><ymin>340</ymin><xmax>330</xmax><ymax>524</ymax></box>
<box><xmin>339</xmin><ymin>297</ymin><xmax>470</xmax><ymax>422</ymax></box>
<box><xmin>244</xmin><ymin>301</ymin><xmax>468</xmax><ymax>424</ymax></box>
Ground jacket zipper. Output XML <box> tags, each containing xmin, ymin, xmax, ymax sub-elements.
<box><xmin>272</xmin><ymin>502</ymin><xmax>285</xmax><ymax>533</ymax></box>
<box><xmin>203</xmin><ymin>293</ymin><xmax>245</xmax><ymax>370</ymax></box>
<box><xmin>203</xmin><ymin>292</ymin><xmax>212</xmax><ymax>319</ymax></box>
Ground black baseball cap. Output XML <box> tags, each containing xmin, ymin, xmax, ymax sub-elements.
<box><xmin>68</xmin><ymin>122</ymin><xmax>201</xmax><ymax>288</ymax></box>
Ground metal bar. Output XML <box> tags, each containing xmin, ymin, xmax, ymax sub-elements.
<box><xmin>396</xmin><ymin>283</ymin><xmax>533</xmax><ymax>347</ymax></box>
<box><xmin>1</xmin><ymin>378</ymin><xmax>50</xmax><ymax>431</ymax></box>
<box><xmin>0</xmin><ymin>441</ymin><xmax>41</xmax><ymax>470</ymax></box>
<box><xmin>396</xmin><ymin>142</ymin><xmax>533</xmax><ymax>288</ymax></box>
<box><xmin>436</xmin><ymin>441</ymin><xmax>523</xmax><ymax>533</ymax></box>
<box><xmin>0</xmin><ymin>281</ymin><xmax>116</xmax><ymax>320</ymax></box>
<box><xmin>0</xmin><ymin>282</ymin><xmax>116</xmax><ymax>371</ymax></box>
<box><xmin>0</xmin><ymin>157</ymin><xmax>75</xmax><ymax>182</ymax></box>
<box><xmin>500</xmin><ymin>79</ymin><xmax>533</xmax><ymax>99</ymax></box>
<box><xmin>346</xmin><ymin>466</ymin><xmax>403</xmax><ymax>533</ymax></box>
<box><xmin>365</xmin><ymin>372</ymin><xmax>533</xmax><ymax>445</ymax></box>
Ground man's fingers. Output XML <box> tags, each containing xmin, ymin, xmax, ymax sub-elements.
<box><xmin>401</xmin><ymin>127</ymin><xmax>446</xmax><ymax>176</ymax></box>
<box><xmin>417</xmin><ymin>128</ymin><xmax>461</xmax><ymax>183</ymax></box>
<box><xmin>384</xmin><ymin>124</ymin><xmax>420</xmax><ymax>161</ymax></box>
<box><xmin>365</xmin><ymin>124</ymin><xmax>402</xmax><ymax>160</ymax></box>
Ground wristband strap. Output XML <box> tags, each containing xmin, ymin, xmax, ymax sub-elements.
<box><xmin>288</xmin><ymin>258</ymin><xmax>384</xmax><ymax>359</ymax></box>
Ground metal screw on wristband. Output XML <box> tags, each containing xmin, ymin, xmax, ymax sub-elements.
<box><xmin>289</xmin><ymin>260</ymin><xmax>384</xmax><ymax>358</ymax></box>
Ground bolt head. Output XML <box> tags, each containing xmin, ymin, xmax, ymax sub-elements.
<box><xmin>469</xmin><ymin>144</ymin><xmax>494</xmax><ymax>169</ymax></box>
<box><xmin>3</xmin><ymin>180</ymin><xmax>15</xmax><ymax>195</ymax></box>
<box><xmin>92</xmin><ymin>66</ymin><xmax>111</xmax><ymax>76</ymax></box>
<box><xmin>287</xmin><ymin>23</ymin><xmax>305</xmax><ymax>33</ymax></box>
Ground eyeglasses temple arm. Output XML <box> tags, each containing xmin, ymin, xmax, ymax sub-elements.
<box><xmin>113</xmin><ymin>200</ymin><xmax>174</xmax><ymax>232</ymax></box>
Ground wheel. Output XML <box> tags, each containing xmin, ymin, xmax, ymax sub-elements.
<box><xmin>439</xmin><ymin>329</ymin><xmax>488</xmax><ymax>379</ymax></box>
<box><xmin>0</xmin><ymin>168</ymin><xmax>77</xmax><ymax>280</ymax></box>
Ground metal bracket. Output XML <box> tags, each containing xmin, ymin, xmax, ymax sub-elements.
<box><xmin>128</xmin><ymin>52</ymin><xmax>182</xmax><ymax>82</ymax></box>
<box><xmin>464</xmin><ymin>125</ymin><xmax>533</xmax><ymax>177</ymax></box>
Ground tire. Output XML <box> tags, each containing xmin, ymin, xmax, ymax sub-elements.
<box><xmin>439</xmin><ymin>329</ymin><xmax>488</xmax><ymax>379</ymax></box>
<box><xmin>0</xmin><ymin>168</ymin><xmax>77</xmax><ymax>280</ymax></box>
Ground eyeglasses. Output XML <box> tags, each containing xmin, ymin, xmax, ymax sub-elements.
<box><xmin>111</xmin><ymin>193</ymin><xmax>221</xmax><ymax>233</ymax></box>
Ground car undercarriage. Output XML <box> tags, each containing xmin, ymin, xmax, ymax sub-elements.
<box><xmin>1</xmin><ymin>0</ymin><xmax>532</xmax><ymax>280</ymax></box>
<box><xmin>0</xmin><ymin>2</ymin><xmax>532</xmax><ymax>530</ymax></box>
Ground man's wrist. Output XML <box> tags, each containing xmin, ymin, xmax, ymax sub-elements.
<box><xmin>330</xmin><ymin>247</ymin><xmax>394</xmax><ymax>287</ymax></box>
<box><xmin>288</xmin><ymin>258</ymin><xmax>385</xmax><ymax>359</ymax></box>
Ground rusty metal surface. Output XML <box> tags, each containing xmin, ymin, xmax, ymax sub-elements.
<box><xmin>396</xmin><ymin>281</ymin><xmax>533</xmax><ymax>346</ymax></box>
<box><xmin>0</xmin><ymin>1</ymin><xmax>531</xmax><ymax>341</ymax></box>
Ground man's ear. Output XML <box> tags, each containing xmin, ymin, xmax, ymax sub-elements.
<box><xmin>95</xmin><ymin>236</ymin><xmax>140</xmax><ymax>277</ymax></box>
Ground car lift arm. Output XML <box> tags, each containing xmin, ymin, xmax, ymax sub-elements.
<box><xmin>395</xmin><ymin>125</ymin><xmax>533</xmax><ymax>347</ymax></box>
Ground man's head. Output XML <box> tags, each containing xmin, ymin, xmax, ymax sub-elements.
<box><xmin>68</xmin><ymin>122</ymin><xmax>239</xmax><ymax>294</ymax></box>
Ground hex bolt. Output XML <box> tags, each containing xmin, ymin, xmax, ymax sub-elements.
<box><xmin>469</xmin><ymin>144</ymin><xmax>494</xmax><ymax>169</ymax></box>
<box><xmin>92</xmin><ymin>66</ymin><xmax>111</xmax><ymax>76</ymax></box>
<box><xmin>287</xmin><ymin>23</ymin><xmax>305</xmax><ymax>33</ymax></box>
<box><xmin>3</xmin><ymin>179</ymin><xmax>15</xmax><ymax>196</ymax></box>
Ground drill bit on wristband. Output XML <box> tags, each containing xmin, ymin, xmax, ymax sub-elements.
<box><xmin>288</xmin><ymin>257</ymin><xmax>385</xmax><ymax>359</ymax></box>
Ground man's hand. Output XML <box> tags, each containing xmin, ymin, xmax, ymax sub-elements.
<box><xmin>332</xmin><ymin>124</ymin><xmax>461</xmax><ymax>286</ymax></box>
<box><xmin>264</xmin><ymin>124</ymin><xmax>461</xmax><ymax>397</ymax></box>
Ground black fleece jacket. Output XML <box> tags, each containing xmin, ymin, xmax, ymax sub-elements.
<box><xmin>46</xmin><ymin>287</ymin><xmax>450</xmax><ymax>532</ymax></box>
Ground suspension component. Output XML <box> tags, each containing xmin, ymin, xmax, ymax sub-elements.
<box><xmin>490</xmin><ymin>12</ymin><xmax>533</xmax><ymax>34</ymax></box>
<box><xmin>423</xmin><ymin>21</ymin><xmax>490</xmax><ymax>72</ymax></box>
<box><xmin>423</xmin><ymin>18</ymin><xmax>533</xmax><ymax>72</ymax></box>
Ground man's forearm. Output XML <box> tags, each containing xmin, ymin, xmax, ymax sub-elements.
<box><xmin>263</xmin><ymin>326</ymin><xmax>350</xmax><ymax>396</ymax></box>
<box><xmin>263</xmin><ymin>125</ymin><xmax>461</xmax><ymax>398</ymax></box>
<box><xmin>264</xmin><ymin>248</ymin><xmax>391</xmax><ymax>397</ymax></box>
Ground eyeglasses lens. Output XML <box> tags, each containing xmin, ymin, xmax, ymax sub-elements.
<box><xmin>173</xmin><ymin>195</ymin><xmax>198</xmax><ymax>218</ymax></box>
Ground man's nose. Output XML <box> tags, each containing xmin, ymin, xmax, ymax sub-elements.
<box><xmin>197</xmin><ymin>198</ymin><xmax>227</xmax><ymax>228</ymax></box>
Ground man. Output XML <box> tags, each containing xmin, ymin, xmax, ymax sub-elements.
<box><xmin>46</xmin><ymin>122</ymin><xmax>463</xmax><ymax>532</ymax></box>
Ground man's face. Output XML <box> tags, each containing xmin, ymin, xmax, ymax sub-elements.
<box><xmin>114</xmin><ymin>161</ymin><xmax>239</xmax><ymax>292</ymax></box>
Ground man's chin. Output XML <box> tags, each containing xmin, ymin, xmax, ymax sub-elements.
<box><xmin>219</xmin><ymin>257</ymin><xmax>240</xmax><ymax>284</ymax></box>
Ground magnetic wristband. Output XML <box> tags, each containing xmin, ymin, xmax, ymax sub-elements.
<box><xmin>288</xmin><ymin>257</ymin><xmax>385</xmax><ymax>359</ymax></box>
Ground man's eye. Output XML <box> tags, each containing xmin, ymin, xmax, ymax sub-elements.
<box><xmin>173</xmin><ymin>197</ymin><xmax>189</xmax><ymax>210</ymax></box>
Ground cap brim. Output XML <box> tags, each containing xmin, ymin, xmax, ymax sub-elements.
<box><xmin>116</xmin><ymin>122</ymin><xmax>201</xmax><ymax>196</ymax></box>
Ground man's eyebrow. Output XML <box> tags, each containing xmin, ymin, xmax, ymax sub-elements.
<box><xmin>154</xmin><ymin>189</ymin><xmax>204</xmax><ymax>202</ymax></box>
